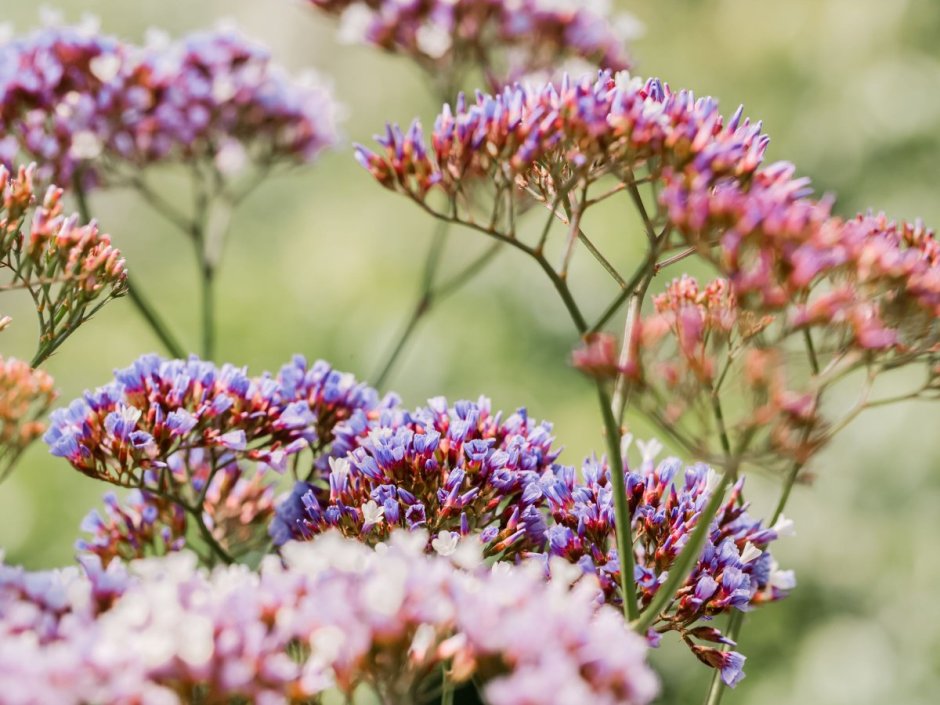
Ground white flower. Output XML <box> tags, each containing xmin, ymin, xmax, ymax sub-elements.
<box><xmin>415</xmin><ymin>21</ymin><xmax>452</xmax><ymax>59</ymax></box>
<box><xmin>361</xmin><ymin>500</ymin><xmax>385</xmax><ymax>529</ymax></box>
<box><xmin>771</xmin><ymin>514</ymin><xmax>796</xmax><ymax>538</ymax></box>
<box><xmin>739</xmin><ymin>542</ymin><xmax>762</xmax><ymax>564</ymax></box>
<box><xmin>89</xmin><ymin>54</ymin><xmax>122</xmax><ymax>83</ymax></box>
<box><xmin>338</xmin><ymin>5</ymin><xmax>374</xmax><ymax>45</ymax></box>
<box><xmin>431</xmin><ymin>531</ymin><xmax>459</xmax><ymax>557</ymax></box>
<box><xmin>704</xmin><ymin>467</ymin><xmax>723</xmax><ymax>495</ymax></box>
<box><xmin>70</xmin><ymin>131</ymin><xmax>103</xmax><ymax>160</ymax></box>
<box><xmin>637</xmin><ymin>437</ymin><xmax>663</xmax><ymax>465</ymax></box>
<box><xmin>768</xmin><ymin>560</ymin><xmax>797</xmax><ymax>590</ymax></box>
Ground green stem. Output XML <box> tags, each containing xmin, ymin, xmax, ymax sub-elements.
<box><xmin>71</xmin><ymin>176</ymin><xmax>187</xmax><ymax>359</ymax></box>
<box><xmin>440</xmin><ymin>665</ymin><xmax>454</xmax><ymax>705</ymax></box>
<box><xmin>127</xmin><ymin>278</ymin><xmax>187</xmax><ymax>358</ymax></box>
<box><xmin>702</xmin><ymin>611</ymin><xmax>745</xmax><ymax>705</ymax></box>
<box><xmin>634</xmin><ymin>470</ymin><xmax>734</xmax><ymax>632</ymax></box>
<box><xmin>596</xmin><ymin>383</ymin><xmax>640</xmax><ymax>621</ymax></box>
<box><xmin>200</xmin><ymin>263</ymin><xmax>215</xmax><ymax>360</ymax></box>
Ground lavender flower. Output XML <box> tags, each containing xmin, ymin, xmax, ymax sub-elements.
<box><xmin>77</xmin><ymin>490</ymin><xmax>188</xmax><ymax>565</ymax></box>
<box><xmin>537</xmin><ymin>441</ymin><xmax>794</xmax><ymax>685</ymax></box>
<box><xmin>0</xmin><ymin>532</ymin><xmax>659</xmax><ymax>704</ymax></box>
<box><xmin>271</xmin><ymin>396</ymin><xmax>558</xmax><ymax>557</ymax></box>
<box><xmin>310</xmin><ymin>0</ymin><xmax>638</xmax><ymax>91</ymax></box>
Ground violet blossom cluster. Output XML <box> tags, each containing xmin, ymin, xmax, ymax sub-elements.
<box><xmin>535</xmin><ymin>440</ymin><xmax>795</xmax><ymax>686</ymax></box>
<box><xmin>356</xmin><ymin>71</ymin><xmax>768</xmax><ymax>213</ymax></box>
<box><xmin>270</xmin><ymin>396</ymin><xmax>558</xmax><ymax>558</ymax></box>
<box><xmin>0</xmin><ymin>19</ymin><xmax>339</xmax><ymax>188</ymax></box>
<box><xmin>43</xmin><ymin>354</ymin><xmax>381</xmax><ymax>488</ymax></box>
<box><xmin>0</xmin><ymin>532</ymin><xmax>659</xmax><ymax>705</ymax></box>
<box><xmin>310</xmin><ymin>0</ymin><xmax>638</xmax><ymax>91</ymax></box>
<box><xmin>0</xmin><ymin>163</ymin><xmax>126</xmax><ymax>364</ymax></box>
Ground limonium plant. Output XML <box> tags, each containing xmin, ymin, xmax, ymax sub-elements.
<box><xmin>0</xmin><ymin>4</ymin><xmax>937</xmax><ymax>705</ymax></box>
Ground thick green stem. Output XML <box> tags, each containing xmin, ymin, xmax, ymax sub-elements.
<box><xmin>596</xmin><ymin>383</ymin><xmax>640</xmax><ymax>621</ymax></box>
<box><xmin>634</xmin><ymin>470</ymin><xmax>733</xmax><ymax>632</ymax></box>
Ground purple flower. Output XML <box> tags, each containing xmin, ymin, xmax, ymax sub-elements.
<box><xmin>270</xmin><ymin>396</ymin><xmax>558</xmax><ymax>556</ymax></box>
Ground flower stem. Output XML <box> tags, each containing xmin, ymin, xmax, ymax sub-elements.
<box><xmin>71</xmin><ymin>178</ymin><xmax>187</xmax><ymax>359</ymax></box>
<box><xmin>200</xmin><ymin>262</ymin><xmax>215</xmax><ymax>360</ymax></box>
<box><xmin>595</xmin><ymin>383</ymin><xmax>639</xmax><ymax>621</ymax></box>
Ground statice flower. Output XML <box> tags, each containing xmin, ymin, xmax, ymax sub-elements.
<box><xmin>43</xmin><ymin>353</ymin><xmax>307</xmax><ymax>486</ymax></box>
<box><xmin>0</xmin><ymin>164</ymin><xmax>127</xmax><ymax>364</ymax></box>
<box><xmin>537</xmin><ymin>442</ymin><xmax>794</xmax><ymax>685</ymax></box>
<box><xmin>273</xmin><ymin>354</ymin><xmax>398</xmax><ymax>460</ymax></box>
<box><xmin>310</xmin><ymin>0</ymin><xmax>637</xmax><ymax>91</ymax></box>
<box><xmin>0</xmin><ymin>355</ymin><xmax>56</xmax><ymax>481</ymax></box>
<box><xmin>662</xmin><ymin>163</ymin><xmax>940</xmax><ymax>355</ymax></box>
<box><xmin>0</xmin><ymin>20</ymin><xmax>339</xmax><ymax>187</ymax></box>
<box><xmin>270</xmin><ymin>396</ymin><xmax>558</xmax><ymax>558</ymax></box>
<box><xmin>357</xmin><ymin>71</ymin><xmax>767</xmax><ymax>212</ymax></box>
<box><xmin>0</xmin><ymin>533</ymin><xmax>659</xmax><ymax>704</ymax></box>
<box><xmin>77</xmin><ymin>490</ymin><xmax>188</xmax><ymax>566</ymax></box>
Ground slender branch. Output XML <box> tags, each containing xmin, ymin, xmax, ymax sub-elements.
<box><xmin>71</xmin><ymin>176</ymin><xmax>187</xmax><ymax>358</ymax></box>
<box><xmin>595</xmin><ymin>383</ymin><xmax>640</xmax><ymax>621</ymax></box>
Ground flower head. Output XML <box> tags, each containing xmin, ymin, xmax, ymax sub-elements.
<box><xmin>270</xmin><ymin>396</ymin><xmax>558</xmax><ymax>557</ymax></box>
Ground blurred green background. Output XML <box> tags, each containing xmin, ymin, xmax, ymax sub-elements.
<box><xmin>1</xmin><ymin>1</ymin><xmax>939</xmax><ymax>703</ymax></box>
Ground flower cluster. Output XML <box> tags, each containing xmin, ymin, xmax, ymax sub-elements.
<box><xmin>357</xmin><ymin>71</ymin><xmax>768</xmax><ymax>212</ymax></box>
<box><xmin>574</xmin><ymin>275</ymin><xmax>824</xmax><ymax>468</ymax></box>
<box><xmin>78</xmin><ymin>460</ymin><xmax>277</xmax><ymax>566</ymax></box>
<box><xmin>43</xmin><ymin>354</ymin><xmax>379</xmax><ymax>487</ymax></box>
<box><xmin>0</xmin><ymin>532</ymin><xmax>659</xmax><ymax>705</ymax></box>
<box><xmin>0</xmin><ymin>20</ymin><xmax>339</xmax><ymax>187</ymax></box>
<box><xmin>0</xmin><ymin>164</ymin><xmax>126</xmax><ymax>363</ymax></box>
<box><xmin>0</xmin><ymin>355</ymin><xmax>56</xmax><ymax>481</ymax></box>
<box><xmin>536</xmin><ymin>442</ymin><xmax>795</xmax><ymax>686</ymax></box>
<box><xmin>77</xmin><ymin>489</ymin><xmax>188</xmax><ymax>566</ymax></box>
<box><xmin>662</xmin><ymin>163</ymin><xmax>940</xmax><ymax>356</ymax></box>
<box><xmin>270</xmin><ymin>396</ymin><xmax>558</xmax><ymax>558</ymax></box>
<box><xmin>311</xmin><ymin>0</ymin><xmax>637</xmax><ymax>91</ymax></box>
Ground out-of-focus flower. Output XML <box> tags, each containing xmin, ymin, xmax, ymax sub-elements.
<box><xmin>534</xmin><ymin>442</ymin><xmax>793</xmax><ymax>685</ymax></box>
<box><xmin>270</xmin><ymin>396</ymin><xmax>558</xmax><ymax>558</ymax></box>
<box><xmin>0</xmin><ymin>164</ymin><xmax>126</xmax><ymax>364</ymax></box>
<box><xmin>0</xmin><ymin>355</ymin><xmax>56</xmax><ymax>481</ymax></box>
<box><xmin>0</xmin><ymin>532</ymin><xmax>660</xmax><ymax>705</ymax></box>
<box><xmin>309</xmin><ymin>0</ymin><xmax>637</xmax><ymax>91</ymax></box>
<box><xmin>0</xmin><ymin>21</ymin><xmax>339</xmax><ymax>187</ymax></box>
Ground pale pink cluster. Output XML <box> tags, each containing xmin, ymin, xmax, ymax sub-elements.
<box><xmin>0</xmin><ymin>533</ymin><xmax>658</xmax><ymax>705</ymax></box>
<box><xmin>662</xmin><ymin>162</ymin><xmax>940</xmax><ymax>354</ymax></box>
